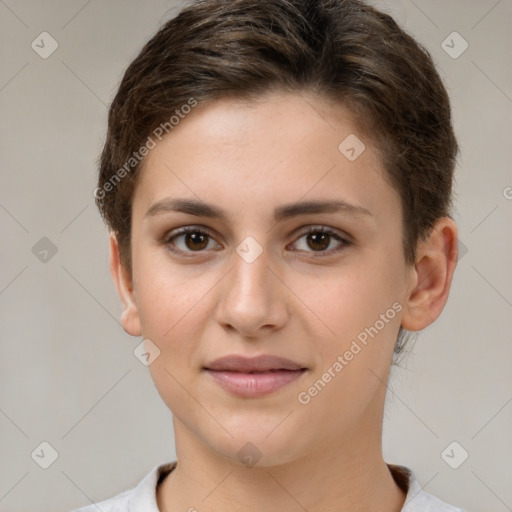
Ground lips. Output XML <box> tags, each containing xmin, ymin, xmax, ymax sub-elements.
<box><xmin>203</xmin><ymin>355</ymin><xmax>307</xmax><ymax>397</ymax></box>
<box><xmin>204</xmin><ymin>354</ymin><xmax>305</xmax><ymax>372</ymax></box>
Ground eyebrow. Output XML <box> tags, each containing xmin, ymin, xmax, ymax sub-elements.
<box><xmin>144</xmin><ymin>197</ymin><xmax>373</xmax><ymax>222</ymax></box>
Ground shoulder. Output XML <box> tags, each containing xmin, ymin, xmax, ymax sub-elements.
<box><xmin>70</xmin><ymin>461</ymin><xmax>177</xmax><ymax>512</ymax></box>
<box><xmin>388</xmin><ymin>464</ymin><xmax>467</xmax><ymax>512</ymax></box>
<box><xmin>71</xmin><ymin>489</ymin><xmax>132</xmax><ymax>512</ymax></box>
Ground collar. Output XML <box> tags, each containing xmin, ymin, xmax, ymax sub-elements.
<box><xmin>127</xmin><ymin>461</ymin><xmax>463</xmax><ymax>512</ymax></box>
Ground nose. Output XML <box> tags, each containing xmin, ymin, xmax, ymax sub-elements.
<box><xmin>214</xmin><ymin>244</ymin><xmax>289</xmax><ymax>338</ymax></box>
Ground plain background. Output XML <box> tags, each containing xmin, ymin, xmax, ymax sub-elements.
<box><xmin>0</xmin><ymin>1</ymin><xmax>511</xmax><ymax>511</ymax></box>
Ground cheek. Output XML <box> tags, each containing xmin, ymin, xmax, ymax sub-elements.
<box><xmin>131</xmin><ymin>255</ymin><xmax>203</xmax><ymax>397</ymax></box>
<box><xmin>295</xmin><ymin>258</ymin><xmax>404</xmax><ymax>344</ymax></box>
<box><xmin>134</xmin><ymin>263</ymin><xmax>209</xmax><ymax>416</ymax></box>
<box><xmin>293</xmin><ymin>253</ymin><xmax>405</xmax><ymax>409</ymax></box>
<box><xmin>133</xmin><ymin>246</ymin><xmax>205</xmax><ymax>337</ymax></box>
<box><xmin>294</xmin><ymin>271</ymin><xmax>402</xmax><ymax>430</ymax></box>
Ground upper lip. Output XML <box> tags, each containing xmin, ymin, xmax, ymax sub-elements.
<box><xmin>204</xmin><ymin>355</ymin><xmax>306</xmax><ymax>372</ymax></box>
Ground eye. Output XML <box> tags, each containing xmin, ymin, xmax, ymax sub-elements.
<box><xmin>289</xmin><ymin>226</ymin><xmax>352</xmax><ymax>255</ymax></box>
<box><xmin>163</xmin><ymin>225</ymin><xmax>352</xmax><ymax>257</ymax></box>
<box><xmin>164</xmin><ymin>226</ymin><xmax>221</xmax><ymax>256</ymax></box>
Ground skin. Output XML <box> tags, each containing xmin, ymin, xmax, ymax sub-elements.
<box><xmin>109</xmin><ymin>91</ymin><xmax>458</xmax><ymax>512</ymax></box>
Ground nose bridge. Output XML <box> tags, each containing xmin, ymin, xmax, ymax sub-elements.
<box><xmin>229</xmin><ymin>241</ymin><xmax>273</xmax><ymax>309</ymax></box>
<box><xmin>215</xmin><ymin>238</ymin><xmax>287</xmax><ymax>334</ymax></box>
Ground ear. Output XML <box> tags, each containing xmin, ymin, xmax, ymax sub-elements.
<box><xmin>401</xmin><ymin>217</ymin><xmax>458</xmax><ymax>331</ymax></box>
<box><xmin>109</xmin><ymin>232</ymin><xmax>142</xmax><ymax>337</ymax></box>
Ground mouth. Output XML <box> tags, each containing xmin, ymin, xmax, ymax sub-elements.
<box><xmin>203</xmin><ymin>355</ymin><xmax>308</xmax><ymax>398</ymax></box>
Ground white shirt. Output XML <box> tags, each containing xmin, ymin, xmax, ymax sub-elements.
<box><xmin>71</xmin><ymin>462</ymin><xmax>466</xmax><ymax>511</ymax></box>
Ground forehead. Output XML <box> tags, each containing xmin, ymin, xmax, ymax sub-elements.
<box><xmin>132</xmin><ymin>91</ymin><xmax>399</xmax><ymax>227</ymax></box>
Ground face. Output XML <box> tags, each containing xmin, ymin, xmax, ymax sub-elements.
<box><xmin>113</xmin><ymin>91</ymin><xmax>421</xmax><ymax>466</ymax></box>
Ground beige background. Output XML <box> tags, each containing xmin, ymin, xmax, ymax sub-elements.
<box><xmin>1</xmin><ymin>1</ymin><xmax>511</xmax><ymax>511</ymax></box>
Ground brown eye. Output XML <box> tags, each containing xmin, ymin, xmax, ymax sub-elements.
<box><xmin>165</xmin><ymin>227</ymin><xmax>220</xmax><ymax>255</ymax></box>
<box><xmin>290</xmin><ymin>227</ymin><xmax>351</xmax><ymax>255</ymax></box>
<box><xmin>306</xmin><ymin>232</ymin><xmax>331</xmax><ymax>251</ymax></box>
<box><xmin>164</xmin><ymin>225</ymin><xmax>351</xmax><ymax>258</ymax></box>
<box><xmin>183</xmin><ymin>231</ymin><xmax>209</xmax><ymax>251</ymax></box>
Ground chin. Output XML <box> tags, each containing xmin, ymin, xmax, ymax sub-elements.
<box><xmin>203</xmin><ymin>418</ymin><xmax>311</xmax><ymax>469</ymax></box>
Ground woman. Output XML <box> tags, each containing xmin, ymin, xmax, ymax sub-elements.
<box><xmin>75</xmin><ymin>0</ymin><xmax>465</xmax><ymax>510</ymax></box>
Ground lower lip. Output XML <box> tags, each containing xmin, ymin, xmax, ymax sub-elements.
<box><xmin>205</xmin><ymin>369</ymin><xmax>306</xmax><ymax>398</ymax></box>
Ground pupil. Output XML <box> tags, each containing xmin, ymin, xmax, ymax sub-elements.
<box><xmin>186</xmin><ymin>232</ymin><xmax>208</xmax><ymax>251</ymax></box>
<box><xmin>308</xmin><ymin>232</ymin><xmax>330</xmax><ymax>251</ymax></box>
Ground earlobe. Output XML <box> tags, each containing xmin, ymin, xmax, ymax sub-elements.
<box><xmin>109</xmin><ymin>232</ymin><xmax>142</xmax><ymax>337</ymax></box>
<box><xmin>401</xmin><ymin>218</ymin><xmax>458</xmax><ymax>332</ymax></box>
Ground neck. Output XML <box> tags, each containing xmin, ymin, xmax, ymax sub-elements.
<box><xmin>157</xmin><ymin>391</ymin><xmax>406</xmax><ymax>512</ymax></box>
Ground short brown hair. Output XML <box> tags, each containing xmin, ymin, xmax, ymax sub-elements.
<box><xmin>95</xmin><ymin>0</ymin><xmax>458</xmax><ymax>355</ymax></box>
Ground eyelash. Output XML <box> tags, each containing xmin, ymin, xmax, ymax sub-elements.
<box><xmin>163</xmin><ymin>225</ymin><xmax>352</xmax><ymax>258</ymax></box>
